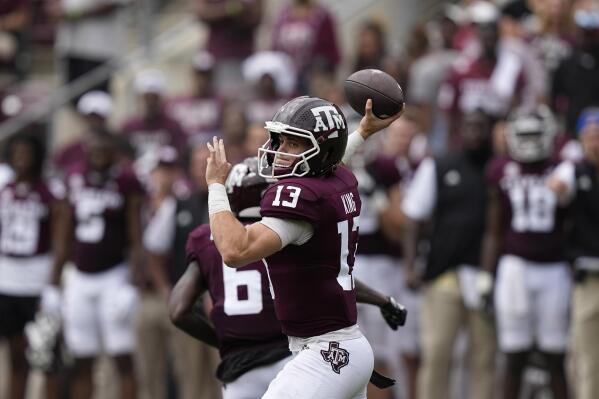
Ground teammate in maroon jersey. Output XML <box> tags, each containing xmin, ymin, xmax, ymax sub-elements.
<box><xmin>482</xmin><ymin>105</ymin><xmax>570</xmax><ymax>399</ymax></box>
<box><xmin>205</xmin><ymin>96</ymin><xmax>402</xmax><ymax>398</ymax></box>
<box><xmin>170</xmin><ymin>157</ymin><xmax>406</xmax><ymax>399</ymax></box>
<box><xmin>48</xmin><ymin>133</ymin><xmax>144</xmax><ymax>399</ymax></box>
<box><xmin>0</xmin><ymin>133</ymin><xmax>63</xmax><ymax>399</ymax></box>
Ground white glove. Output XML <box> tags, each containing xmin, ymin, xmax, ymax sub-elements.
<box><xmin>475</xmin><ymin>270</ymin><xmax>493</xmax><ymax>297</ymax></box>
<box><xmin>40</xmin><ymin>286</ymin><xmax>62</xmax><ymax>320</ymax></box>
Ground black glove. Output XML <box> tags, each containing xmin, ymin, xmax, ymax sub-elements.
<box><xmin>380</xmin><ymin>296</ymin><xmax>407</xmax><ymax>330</ymax></box>
<box><xmin>370</xmin><ymin>370</ymin><xmax>396</xmax><ymax>389</ymax></box>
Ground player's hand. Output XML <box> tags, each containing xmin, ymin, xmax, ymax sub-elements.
<box><xmin>206</xmin><ymin>136</ymin><xmax>232</xmax><ymax>186</ymax></box>
<box><xmin>476</xmin><ymin>270</ymin><xmax>494</xmax><ymax>317</ymax></box>
<box><xmin>357</xmin><ymin>99</ymin><xmax>403</xmax><ymax>139</ymax></box>
<box><xmin>547</xmin><ymin>177</ymin><xmax>569</xmax><ymax>203</ymax></box>
<box><xmin>380</xmin><ymin>296</ymin><xmax>407</xmax><ymax>330</ymax></box>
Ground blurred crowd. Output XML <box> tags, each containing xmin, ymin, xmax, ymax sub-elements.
<box><xmin>1</xmin><ymin>0</ymin><xmax>599</xmax><ymax>398</ymax></box>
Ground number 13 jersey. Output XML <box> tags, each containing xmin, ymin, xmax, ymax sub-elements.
<box><xmin>259</xmin><ymin>165</ymin><xmax>362</xmax><ymax>338</ymax></box>
<box><xmin>487</xmin><ymin>157</ymin><xmax>567</xmax><ymax>263</ymax></box>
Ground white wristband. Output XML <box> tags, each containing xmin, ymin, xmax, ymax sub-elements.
<box><xmin>342</xmin><ymin>130</ymin><xmax>365</xmax><ymax>165</ymax></box>
<box><xmin>208</xmin><ymin>183</ymin><xmax>231</xmax><ymax>215</ymax></box>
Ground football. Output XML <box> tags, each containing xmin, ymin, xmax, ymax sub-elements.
<box><xmin>344</xmin><ymin>69</ymin><xmax>404</xmax><ymax>119</ymax></box>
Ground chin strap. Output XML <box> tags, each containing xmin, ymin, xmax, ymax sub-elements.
<box><xmin>370</xmin><ymin>369</ymin><xmax>396</xmax><ymax>389</ymax></box>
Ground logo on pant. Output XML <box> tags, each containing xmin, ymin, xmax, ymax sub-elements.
<box><xmin>320</xmin><ymin>341</ymin><xmax>349</xmax><ymax>374</ymax></box>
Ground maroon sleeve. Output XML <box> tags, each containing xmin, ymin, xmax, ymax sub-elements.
<box><xmin>185</xmin><ymin>225</ymin><xmax>213</xmax><ymax>265</ymax></box>
<box><xmin>260</xmin><ymin>181</ymin><xmax>320</xmax><ymax>223</ymax></box>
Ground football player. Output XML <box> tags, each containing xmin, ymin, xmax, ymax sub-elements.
<box><xmin>205</xmin><ymin>97</ymin><xmax>401</xmax><ymax>398</ymax></box>
<box><xmin>47</xmin><ymin>133</ymin><xmax>144</xmax><ymax>399</ymax></box>
<box><xmin>548</xmin><ymin>108</ymin><xmax>599</xmax><ymax>399</ymax></box>
<box><xmin>482</xmin><ymin>105</ymin><xmax>570</xmax><ymax>399</ymax></box>
<box><xmin>170</xmin><ymin>157</ymin><xmax>406</xmax><ymax>399</ymax></box>
<box><xmin>0</xmin><ymin>133</ymin><xmax>63</xmax><ymax>399</ymax></box>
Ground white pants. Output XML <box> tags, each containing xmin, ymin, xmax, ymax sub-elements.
<box><xmin>495</xmin><ymin>255</ymin><xmax>571</xmax><ymax>353</ymax></box>
<box><xmin>353</xmin><ymin>255</ymin><xmax>404</xmax><ymax>361</ymax></box>
<box><xmin>0</xmin><ymin>254</ymin><xmax>52</xmax><ymax>296</ymax></box>
<box><xmin>64</xmin><ymin>264</ymin><xmax>138</xmax><ymax>357</ymax></box>
<box><xmin>262</xmin><ymin>335</ymin><xmax>374</xmax><ymax>399</ymax></box>
<box><xmin>223</xmin><ymin>356</ymin><xmax>291</xmax><ymax>399</ymax></box>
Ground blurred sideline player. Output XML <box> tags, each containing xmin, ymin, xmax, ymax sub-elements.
<box><xmin>46</xmin><ymin>133</ymin><xmax>144</xmax><ymax>399</ymax></box>
<box><xmin>482</xmin><ymin>105</ymin><xmax>570</xmax><ymax>399</ymax></box>
<box><xmin>170</xmin><ymin>157</ymin><xmax>407</xmax><ymax>399</ymax></box>
<box><xmin>347</xmin><ymin>137</ymin><xmax>404</xmax><ymax>399</ymax></box>
<box><xmin>0</xmin><ymin>134</ymin><xmax>63</xmax><ymax>399</ymax></box>
<box><xmin>380</xmin><ymin>115</ymin><xmax>424</xmax><ymax>399</ymax></box>
<box><xmin>402</xmin><ymin>110</ymin><xmax>497</xmax><ymax>399</ymax></box>
<box><xmin>141</xmin><ymin>144</ymin><xmax>222</xmax><ymax>399</ymax></box>
<box><xmin>205</xmin><ymin>96</ymin><xmax>401</xmax><ymax>398</ymax></box>
<box><xmin>548</xmin><ymin>108</ymin><xmax>599</xmax><ymax>399</ymax></box>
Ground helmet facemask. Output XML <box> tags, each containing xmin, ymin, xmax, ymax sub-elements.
<box><xmin>258</xmin><ymin>121</ymin><xmax>321</xmax><ymax>178</ymax></box>
<box><xmin>506</xmin><ymin>106</ymin><xmax>557</xmax><ymax>163</ymax></box>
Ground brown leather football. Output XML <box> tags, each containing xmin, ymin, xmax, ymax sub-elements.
<box><xmin>344</xmin><ymin>69</ymin><xmax>404</xmax><ymax>119</ymax></box>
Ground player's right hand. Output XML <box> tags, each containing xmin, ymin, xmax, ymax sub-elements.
<box><xmin>380</xmin><ymin>297</ymin><xmax>407</xmax><ymax>330</ymax></box>
<box><xmin>357</xmin><ymin>99</ymin><xmax>403</xmax><ymax>139</ymax></box>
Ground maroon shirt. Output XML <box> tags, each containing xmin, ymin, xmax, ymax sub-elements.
<box><xmin>53</xmin><ymin>141</ymin><xmax>86</xmax><ymax>174</ymax></box>
<box><xmin>186</xmin><ymin>224</ymin><xmax>287</xmax><ymax>359</ymax></box>
<box><xmin>121</xmin><ymin>112</ymin><xmax>187</xmax><ymax>160</ymax></box>
<box><xmin>355</xmin><ymin>156</ymin><xmax>402</xmax><ymax>257</ymax></box>
<box><xmin>200</xmin><ymin>0</ymin><xmax>259</xmax><ymax>60</ymax></box>
<box><xmin>0</xmin><ymin>180</ymin><xmax>58</xmax><ymax>257</ymax></box>
<box><xmin>271</xmin><ymin>5</ymin><xmax>340</xmax><ymax>73</ymax></box>
<box><xmin>0</xmin><ymin>0</ymin><xmax>26</xmax><ymax>16</ymax></box>
<box><xmin>66</xmin><ymin>162</ymin><xmax>144</xmax><ymax>273</ymax></box>
<box><xmin>487</xmin><ymin>157</ymin><xmax>566</xmax><ymax>263</ymax></box>
<box><xmin>260</xmin><ymin>166</ymin><xmax>360</xmax><ymax>338</ymax></box>
<box><xmin>164</xmin><ymin>95</ymin><xmax>223</xmax><ymax>143</ymax></box>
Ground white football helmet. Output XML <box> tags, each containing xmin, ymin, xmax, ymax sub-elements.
<box><xmin>505</xmin><ymin>105</ymin><xmax>557</xmax><ymax>163</ymax></box>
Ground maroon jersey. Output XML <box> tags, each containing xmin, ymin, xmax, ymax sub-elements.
<box><xmin>201</xmin><ymin>0</ymin><xmax>259</xmax><ymax>61</ymax></box>
<box><xmin>164</xmin><ymin>95</ymin><xmax>223</xmax><ymax>143</ymax></box>
<box><xmin>53</xmin><ymin>141</ymin><xmax>86</xmax><ymax>174</ymax></box>
<box><xmin>271</xmin><ymin>5</ymin><xmax>340</xmax><ymax>73</ymax></box>
<box><xmin>121</xmin><ymin>112</ymin><xmax>187</xmax><ymax>159</ymax></box>
<box><xmin>260</xmin><ymin>166</ymin><xmax>361</xmax><ymax>338</ymax></box>
<box><xmin>355</xmin><ymin>156</ymin><xmax>402</xmax><ymax>257</ymax></box>
<box><xmin>0</xmin><ymin>180</ymin><xmax>59</xmax><ymax>257</ymax></box>
<box><xmin>66</xmin><ymin>163</ymin><xmax>144</xmax><ymax>273</ymax></box>
<box><xmin>186</xmin><ymin>224</ymin><xmax>287</xmax><ymax>359</ymax></box>
<box><xmin>487</xmin><ymin>157</ymin><xmax>566</xmax><ymax>262</ymax></box>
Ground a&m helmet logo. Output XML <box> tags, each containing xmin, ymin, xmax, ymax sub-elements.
<box><xmin>320</xmin><ymin>341</ymin><xmax>350</xmax><ymax>374</ymax></box>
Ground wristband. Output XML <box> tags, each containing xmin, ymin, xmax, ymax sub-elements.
<box><xmin>208</xmin><ymin>183</ymin><xmax>231</xmax><ymax>215</ymax></box>
<box><xmin>341</xmin><ymin>130</ymin><xmax>365</xmax><ymax>165</ymax></box>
